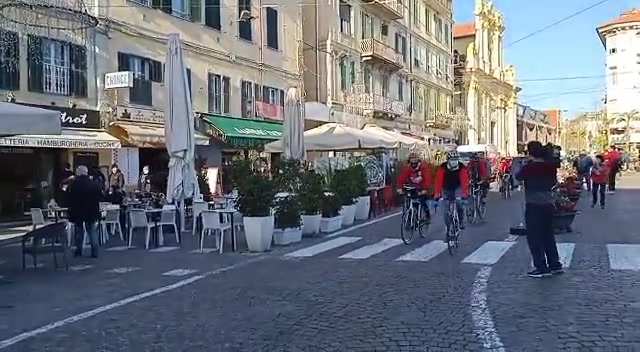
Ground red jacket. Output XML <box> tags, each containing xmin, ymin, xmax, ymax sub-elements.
<box><xmin>592</xmin><ymin>164</ymin><xmax>609</xmax><ymax>184</ymax></box>
<box><xmin>396</xmin><ymin>163</ymin><xmax>432</xmax><ymax>191</ymax></box>
<box><xmin>468</xmin><ymin>159</ymin><xmax>488</xmax><ymax>179</ymax></box>
<box><xmin>498</xmin><ymin>160</ymin><xmax>511</xmax><ymax>174</ymax></box>
<box><xmin>433</xmin><ymin>163</ymin><xmax>469</xmax><ymax>198</ymax></box>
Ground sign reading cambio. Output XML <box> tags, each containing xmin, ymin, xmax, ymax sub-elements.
<box><xmin>105</xmin><ymin>71</ymin><xmax>134</xmax><ymax>89</ymax></box>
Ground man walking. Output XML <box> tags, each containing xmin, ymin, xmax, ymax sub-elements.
<box><xmin>515</xmin><ymin>141</ymin><xmax>562</xmax><ymax>278</ymax></box>
<box><xmin>67</xmin><ymin>165</ymin><xmax>103</xmax><ymax>258</ymax></box>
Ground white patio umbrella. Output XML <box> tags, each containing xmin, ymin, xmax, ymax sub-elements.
<box><xmin>361</xmin><ymin>124</ymin><xmax>427</xmax><ymax>149</ymax></box>
<box><xmin>264</xmin><ymin>123</ymin><xmax>398</xmax><ymax>152</ymax></box>
<box><xmin>164</xmin><ymin>33</ymin><xmax>200</xmax><ymax>231</ymax></box>
<box><xmin>282</xmin><ymin>87</ymin><xmax>305</xmax><ymax>160</ymax></box>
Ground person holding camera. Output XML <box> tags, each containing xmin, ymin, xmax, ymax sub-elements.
<box><xmin>515</xmin><ymin>141</ymin><xmax>562</xmax><ymax>278</ymax></box>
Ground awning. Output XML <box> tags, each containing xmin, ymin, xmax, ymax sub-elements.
<box><xmin>110</xmin><ymin>122</ymin><xmax>210</xmax><ymax>148</ymax></box>
<box><xmin>200</xmin><ymin>113</ymin><xmax>283</xmax><ymax>148</ymax></box>
<box><xmin>0</xmin><ymin>128</ymin><xmax>120</xmax><ymax>149</ymax></box>
<box><xmin>0</xmin><ymin>102</ymin><xmax>62</xmax><ymax>136</ymax></box>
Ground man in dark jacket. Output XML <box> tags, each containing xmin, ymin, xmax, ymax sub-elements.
<box><xmin>515</xmin><ymin>141</ymin><xmax>562</xmax><ymax>279</ymax></box>
<box><xmin>68</xmin><ymin>165</ymin><xmax>103</xmax><ymax>258</ymax></box>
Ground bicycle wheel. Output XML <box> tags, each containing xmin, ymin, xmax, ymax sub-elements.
<box><xmin>467</xmin><ymin>195</ymin><xmax>477</xmax><ymax>224</ymax></box>
<box><xmin>477</xmin><ymin>196</ymin><xmax>487</xmax><ymax>219</ymax></box>
<box><xmin>401</xmin><ymin>207</ymin><xmax>415</xmax><ymax>245</ymax></box>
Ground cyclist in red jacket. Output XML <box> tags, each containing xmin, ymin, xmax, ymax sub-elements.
<box><xmin>434</xmin><ymin>151</ymin><xmax>469</xmax><ymax>229</ymax></box>
<box><xmin>396</xmin><ymin>152</ymin><xmax>432</xmax><ymax>222</ymax></box>
<box><xmin>467</xmin><ymin>153</ymin><xmax>489</xmax><ymax>204</ymax></box>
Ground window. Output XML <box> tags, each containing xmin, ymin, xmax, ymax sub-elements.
<box><xmin>361</xmin><ymin>13</ymin><xmax>373</xmax><ymax>39</ymax></box>
<box><xmin>117</xmin><ymin>52</ymin><xmax>162</xmax><ymax>106</ymax></box>
<box><xmin>262</xmin><ymin>86</ymin><xmax>285</xmax><ymax>106</ymax></box>
<box><xmin>434</xmin><ymin>14</ymin><xmax>443</xmax><ymax>42</ymax></box>
<box><xmin>204</xmin><ymin>0</ymin><xmax>221</xmax><ymax>30</ymax></box>
<box><xmin>238</xmin><ymin>0</ymin><xmax>252</xmax><ymax>41</ymax></box>
<box><xmin>382</xmin><ymin>74</ymin><xmax>390</xmax><ymax>97</ymax></box>
<box><xmin>207</xmin><ymin>73</ymin><xmax>230</xmax><ymax>114</ymax></box>
<box><xmin>397</xmin><ymin>78</ymin><xmax>403</xmax><ymax>102</ymax></box>
<box><xmin>265</xmin><ymin>7</ymin><xmax>279</xmax><ymax>50</ymax></box>
<box><xmin>363</xmin><ymin>64</ymin><xmax>372</xmax><ymax>93</ymax></box>
<box><xmin>611</xmin><ymin>71</ymin><xmax>618</xmax><ymax>85</ymax></box>
<box><xmin>394</xmin><ymin>33</ymin><xmax>406</xmax><ymax>62</ymax></box>
<box><xmin>27</xmin><ymin>36</ymin><xmax>87</xmax><ymax>97</ymax></box>
<box><xmin>150</xmin><ymin>0</ymin><xmax>188</xmax><ymax>19</ymax></box>
<box><xmin>241</xmin><ymin>80</ymin><xmax>254</xmax><ymax>117</ymax></box>
<box><xmin>339</xmin><ymin>1</ymin><xmax>352</xmax><ymax>36</ymax></box>
<box><xmin>0</xmin><ymin>30</ymin><xmax>20</xmax><ymax>90</ymax></box>
<box><xmin>443</xmin><ymin>23</ymin><xmax>450</xmax><ymax>47</ymax></box>
<box><xmin>339</xmin><ymin>57</ymin><xmax>348</xmax><ymax>91</ymax></box>
<box><xmin>425</xmin><ymin>8</ymin><xmax>431</xmax><ymax>34</ymax></box>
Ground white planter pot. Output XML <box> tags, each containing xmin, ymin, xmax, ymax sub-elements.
<box><xmin>242</xmin><ymin>215</ymin><xmax>274</xmax><ymax>252</ymax></box>
<box><xmin>301</xmin><ymin>214</ymin><xmax>321</xmax><ymax>236</ymax></box>
<box><xmin>340</xmin><ymin>204</ymin><xmax>357</xmax><ymax>226</ymax></box>
<box><xmin>273</xmin><ymin>227</ymin><xmax>303</xmax><ymax>245</ymax></box>
<box><xmin>355</xmin><ymin>196</ymin><xmax>371</xmax><ymax>221</ymax></box>
<box><xmin>320</xmin><ymin>215</ymin><xmax>343</xmax><ymax>233</ymax></box>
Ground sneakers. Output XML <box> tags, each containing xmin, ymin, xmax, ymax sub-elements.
<box><xmin>601</xmin><ymin>205</ymin><xmax>605</xmax><ymax>209</ymax></box>
<box><xmin>527</xmin><ymin>269</ymin><xmax>552</xmax><ymax>278</ymax></box>
<box><xmin>550</xmin><ymin>267</ymin><xmax>564</xmax><ymax>275</ymax></box>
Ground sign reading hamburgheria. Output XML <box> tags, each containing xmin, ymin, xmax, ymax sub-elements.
<box><xmin>0</xmin><ymin>136</ymin><xmax>119</xmax><ymax>149</ymax></box>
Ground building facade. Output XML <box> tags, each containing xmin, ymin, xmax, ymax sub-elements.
<box><xmin>452</xmin><ymin>0</ymin><xmax>518</xmax><ymax>155</ymax></box>
<box><xmin>301</xmin><ymin>0</ymin><xmax>455</xmax><ymax>141</ymax></box>
<box><xmin>515</xmin><ymin>105</ymin><xmax>556</xmax><ymax>152</ymax></box>
<box><xmin>597</xmin><ymin>9</ymin><xmax>640</xmax><ymax>147</ymax></box>
<box><xmin>94</xmin><ymin>0</ymin><xmax>302</xmax><ymax>185</ymax></box>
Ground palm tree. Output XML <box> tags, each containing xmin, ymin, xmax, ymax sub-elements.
<box><xmin>611</xmin><ymin>110</ymin><xmax>640</xmax><ymax>151</ymax></box>
<box><xmin>589</xmin><ymin>111</ymin><xmax>612</xmax><ymax>144</ymax></box>
<box><xmin>567</xmin><ymin>124</ymin><xmax>587</xmax><ymax>152</ymax></box>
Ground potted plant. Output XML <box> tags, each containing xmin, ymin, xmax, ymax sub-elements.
<box><xmin>299</xmin><ymin>170</ymin><xmax>324</xmax><ymax>236</ymax></box>
<box><xmin>273</xmin><ymin>195</ymin><xmax>303</xmax><ymax>245</ymax></box>
<box><xmin>330</xmin><ymin>168</ymin><xmax>358</xmax><ymax>226</ymax></box>
<box><xmin>320</xmin><ymin>193</ymin><xmax>343</xmax><ymax>233</ymax></box>
<box><xmin>235</xmin><ymin>171</ymin><xmax>277</xmax><ymax>252</ymax></box>
<box><xmin>351</xmin><ymin>164</ymin><xmax>371</xmax><ymax>221</ymax></box>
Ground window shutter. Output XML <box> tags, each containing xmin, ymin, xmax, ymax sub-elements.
<box><xmin>190</xmin><ymin>0</ymin><xmax>201</xmax><ymax>22</ymax></box>
<box><xmin>222</xmin><ymin>76</ymin><xmax>230</xmax><ymax>114</ymax></box>
<box><xmin>204</xmin><ymin>0</ymin><xmax>221</xmax><ymax>30</ymax></box>
<box><xmin>0</xmin><ymin>31</ymin><xmax>20</xmax><ymax>90</ymax></box>
<box><xmin>265</xmin><ymin>7</ymin><xmax>278</xmax><ymax>49</ymax></box>
<box><xmin>253</xmin><ymin>83</ymin><xmax>261</xmax><ymax>102</ymax></box>
<box><xmin>27</xmin><ymin>35</ymin><xmax>43</xmax><ymax>93</ymax></box>
<box><xmin>185</xmin><ymin>68</ymin><xmax>192</xmax><ymax>97</ymax></box>
<box><xmin>117</xmin><ymin>52</ymin><xmax>130</xmax><ymax>71</ymax></box>
<box><xmin>150</xmin><ymin>60</ymin><xmax>162</xmax><ymax>82</ymax></box>
<box><xmin>69</xmin><ymin>44</ymin><xmax>88</xmax><ymax>97</ymax></box>
<box><xmin>262</xmin><ymin>86</ymin><xmax>269</xmax><ymax>103</ymax></box>
<box><xmin>207</xmin><ymin>73</ymin><xmax>213</xmax><ymax>112</ymax></box>
<box><xmin>279</xmin><ymin>89</ymin><xmax>284</xmax><ymax>107</ymax></box>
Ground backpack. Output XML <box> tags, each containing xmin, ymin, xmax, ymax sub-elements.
<box><xmin>577</xmin><ymin>157</ymin><xmax>592</xmax><ymax>173</ymax></box>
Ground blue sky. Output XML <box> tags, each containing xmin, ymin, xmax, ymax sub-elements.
<box><xmin>453</xmin><ymin>0</ymin><xmax>634</xmax><ymax>118</ymax></box>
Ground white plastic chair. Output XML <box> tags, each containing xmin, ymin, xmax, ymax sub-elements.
<box><xmin>191</xmin><ymin>201</ymin><xmax>208</xmax><ymax>237</ymax></box>
<box><xmin>29</xmin><ymin>208</ymin><xmax>50</xmax><ymax>230</ymax></box>
<box><xmin>128</xmin><ymin>209</ymin><xmax>154</xmax><ymax>249</ymax></box>
<box><xmin>200</xmin><ymin>210</ymin><xmax>231</xmax><ymax>253</ymax></box>
<box><xmin>155</xmin><ymin>206</ymin><xmax>179</xmax><ymax>245</ymax></box>
<box><xmin>101</xmin><ymin>208</ymin><xmax>123</xmax><ymax>243</ymax></box>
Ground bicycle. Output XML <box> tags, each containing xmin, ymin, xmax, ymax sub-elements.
<box><xmin>466</xmin><ymin>182</ymin><xmax>486</xmax><ymax>224</ymax></box>
<box><xmin>400</xmin><ymin>186</ymin><xmax>430</xmax><ymax>245</ymax></box>
<box><xmin>500</xmin><ymin>173</ymin><xmax>512</xmax><ymax>199</ymax></box>
<box><xmin>436</xmin><ymin>196</ymin><xmax>463</xmax><ymax>255</ymax></box>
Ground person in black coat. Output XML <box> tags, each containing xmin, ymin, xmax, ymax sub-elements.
<box><xmin>67</xmin><ymin>165</ymin><xmax>103</xmax><ymax>258</ymax></box>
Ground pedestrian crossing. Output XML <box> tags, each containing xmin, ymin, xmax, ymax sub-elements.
<box><xmin>282</xmin><ymin>236</ymin><xmax>640</xmax><ymax>272</ymax></box>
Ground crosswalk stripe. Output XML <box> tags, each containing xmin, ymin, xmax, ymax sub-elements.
<box><xmin>339</xmin><ymin>238</ymin><xmax>404</xmax><ymax>259</ymax></box>
<box><xmin>396</xmin><ymin>240</ymin><xmax>448</xmax><ymax>262</ymax></box>
<box><xmin>607</xmin><ymin>244</ymin><xmax>640</xmax><ymax>270</ymax></box>
<box><xmin>284</xmin><ymin>237</ymin><xmax>362</xmax><ymax>258</ymax></box>
<box><xmin>530</xmin><ymin>243</ymin><xmax>575</xmax><ymax>268</ymax></box>
<box><xmin>462</xmin><ymin>241</ymin><xmax>516</xmax><ymax>265</ymax></box>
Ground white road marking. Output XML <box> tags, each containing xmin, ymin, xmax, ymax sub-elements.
<box><xmin>503</xmin><ymin>234</ymin><xmax>519</xmax><ymax>242</ymax></box>
<box><xmin>161</xmin><ymin>269</ymin><xmax>198</xmax><ymax>276</ymax></box>
<box><xmin>68</xmin><ymin>265</ymin><xmax>93</xmax><ymax>271</ymax></box>
<box><xmin>0</xmin><ymin>256</ymin><xmax>266</xmax><ymax>349</ymax></box>
<box><xmin>607</xmin><ymin>244</ymin><xmax>640</xmax><ymax>270</ymax></box>
<box><xmin>530</xmin><ymin>243</ymin><xmax>575</xmax><ymax>268</ymax></box>
<box><xmin>396</xmin><ymin>240</ymin><xmax>448</xmax><ymax>262</ymax></box>
<box><xmin>339</xmin><ymin>238</ymin><xmax>404</xmax><ymax>259</ymax></box>
<box><xmin>325</xmin><ymin>211</ymin><xmax>401</xmax><ymax>238</ymax></box>
<box><xmin>105</xmin><ymin>246</ymin><xmax>133</xmax><ymax>251</ymax></box>
<box><xmin>149</xmin><ymin>246</ymin><xmax>180</xmax><ymax>253</ymax></box>
<box><xmin>105</xmin><ymin>267</ymin><xmax>141</xmax><ymax>274</ymax></box>
<box><xmin>284</xmin><ymin>237</ymin><xmax>362</xmax><ymax>258</ymax></box>
<box><xmin>190</xmin><ymin>248</ymin><xmax>218</xmax><ymax>254</ymax></box>
<box><xmin>462</xmin><ymin>241</ymin><xmax>516</xmax><ymax>265</ymax></box>
<box><xmin>470</xmin><ymin>266</ymin><xmax>506</xmax><ymax>351</ymax></box>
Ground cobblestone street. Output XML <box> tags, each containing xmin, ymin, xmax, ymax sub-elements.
<box><xmin>0</xmin><ymin>179</ymin><xmax>639</xmax><ymax>351</ymax></box>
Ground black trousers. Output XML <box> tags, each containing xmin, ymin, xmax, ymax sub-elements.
<box><xmin>608</xmin><ymin>170</ymin><xmax>617</xmax><ymax>191</ymax></box>
<box><xmin>525</xmin><ymin>203</ymin><xmax>561</xmax><ymax>272</ymax></box>
<box><xmin>592</xmin><ymin>182</ymin><xmax>606</xmax><ymax>206</ymax></box>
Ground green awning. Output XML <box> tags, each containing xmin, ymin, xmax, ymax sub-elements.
<box><xmin>200</xmin><ymin>113</ymin><xmax>283</xmax><ymax>148</ymax></box>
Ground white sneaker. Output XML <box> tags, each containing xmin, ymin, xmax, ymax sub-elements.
<box><xmin>606</xmin><ymin>191</ymin><xmax>615</xmax><ymax>195</ymax></box>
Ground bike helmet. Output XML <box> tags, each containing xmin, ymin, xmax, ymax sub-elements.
<box><xmin>407</xmin><ymin>151</ymin><xmax>419</xmax><ymax>161</ymax></box>
<box><xmin>446</xmin><ymin>150</ymin><xmax>459</xmax><ymax>160</ymax></box>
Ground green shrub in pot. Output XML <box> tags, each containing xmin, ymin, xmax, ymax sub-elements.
<box><xmin>350</xmin><ymin>164</ymin><xmax>368</xmax><ymax>197</ymax></box>
<box><xmin>298</xmin><ymin>170</ymin><xmax>324</xmax><ymax>216</ymax></box>
<box><xmin>235</xmin><ymin>172</ymin><xmax>276</xmax><ymax>217</ymax></box>
<box><xmin>274</xmin><ymin>195</ymin><xmax>302</xmax><ymax>229</ymax></box>
<box><xmin>321</xmin><ymin>193</ymin><xmax>342</xmax><ymax>218</ymax></box>
<box><xmin>330</xmin><ymin>169</ymin><xmax>358</xmax><ymax>206</ymax></box>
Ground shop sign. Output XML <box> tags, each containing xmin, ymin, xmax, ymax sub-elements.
<box><xmin>232</xmin><ymin>127</ymin><xmax>281</xmax><ymax>137</ymax></box>
<box><xmin>105</xmin><ymin>71</ymin><xmax>134</xmax><ymax>89</ymax></box>
<box><xmin>15</xmin><ymin>102</ymin><xmax>101</xmax><ymax>129</ymax></box>
<box><xmin>117</xmin><ymin>107</ymin><xmax>164</xmax><ymax>124</ymax></box>
<box><xmin>0</xmin><ymin>136</ymin><xmax>119</xmax><ymax>149</ymax></box>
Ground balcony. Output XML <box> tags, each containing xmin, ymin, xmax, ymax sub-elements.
<box><xmin>332</xmin><ymin>30</ymin><xmax>358</xmax><ymax>50</ymax></box>
<box><xmin>425</xmin><ymin>111</ymin><xmax>452</xmax><ymax>127</ymax></box>
<box><xmin>359</xmin><ymin>93</ymin><xmax>404</xmax><ymax>117</ymax></box>
<box><xmin>360</xmin><ymin>0</ymin><xmax>403</xmax><ymax>20</ymax></box>
<box><xmin>427</xmin><ymin>0</ymin><xmax>452</xmax><ymax>14</ymax></box>
<box><xmin>360</xmin><ymin>39</ymin><xmax>404</xmax><ymax>71</ymax></box>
